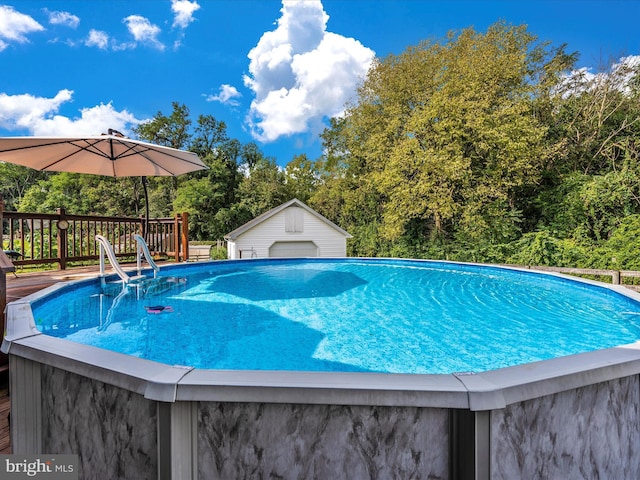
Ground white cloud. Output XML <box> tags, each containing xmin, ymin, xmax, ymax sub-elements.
<box><xmin>171</xmin><ymin>0</ymin><xmax>200</xmax><ymax>29</ymax></box>
<box><xmin>560</xmin><ymin>55</ymin><xmax>640</xmax><ymax>97</ymax></box>
<box><xmin>205</xmin><ymin>84</ymin><xmax>242</xmax><ymax>106</ymax></box>
<box><xmin>123</xmin><ymin>15</ymin><xmax>164</xmax><ymax>50</ymax></box>
<box><xmin>0</xmin><ymin>90</ymin><xmax>144</xmax><ymax>136</ymax></box>
<box><xmin>85</xmin><ymin>29</ymin><xmax>109</xmax><ymax>50</ymax></box>
<box><xmin>46</xmin><ymin>10</ymin><xmax>80</xmax><ymax>29</ymax></box>
<box><xmin>30</xmin><ymin>103</ymin><xmax>142</xmax><ymax>136</ymax></box>
<box><xmin>244</xmin><ymin>0</ymin><xmax>374</xmax><ymax>142</ymax></box>
<box><xmin>0</xmin><ymin>5</ymin><xmax>44</xmax><ymax>51</ymax></box>
<box><xmin>612</xmin><ymin>55</ymin><xmax>640</xmax><ymax>91</ymax></box>
<box><xmin>0</xmin><ymin>90</ymin><xmax>73</xmax><ymax>130</ymax></box>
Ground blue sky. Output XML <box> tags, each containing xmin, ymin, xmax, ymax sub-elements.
<box><xmin>1</xmin><ymin>0</ymin><xmax>639</xmax><ymax>165</ymax></box>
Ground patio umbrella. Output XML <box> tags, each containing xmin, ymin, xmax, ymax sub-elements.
<box><xmin>0</xmin><ymin>129</ymin><xmax>208</xmax><ymax>236</ymax></box>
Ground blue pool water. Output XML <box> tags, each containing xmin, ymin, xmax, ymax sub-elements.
<box><xmin>32</xmin><ymin>259</ymin><xmax>640</xmax><ymax>374</ymax></box>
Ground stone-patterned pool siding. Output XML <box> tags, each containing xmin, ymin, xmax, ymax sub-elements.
<box><xmin>197</xmin><ymin>402</ymin><xmax>450</xmax><ymax>479</ymax></box>
<box><xmin>41</xmin><ymin>366</ymin><xmax>158</xmax><ymax>480</ymax></box>
<box><xmin>8</xmin><ymin>358</ymin><xmax>640</xmax><ymax>479</ymax></box>
<box><xmin>491</xmin><ymin>375</ymin><xmax>640</xmax><ymax>479</ymax></box>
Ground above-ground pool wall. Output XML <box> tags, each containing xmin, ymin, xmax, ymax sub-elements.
<box><xmin>490</xmin><ymin>375</ymin><xmax>640</xmax><ymax>479</ymax></box>
<box><xmin>10</xmin><ymin>357</ymin><xmax>159</xmax><ymax>479</ymax></box>
<box><xmin>10</xmin><ymin>356</ymin><xmax>453</xmax><ymax>480</ymax></box>
<box><xmin>8</xmin><ymin>352</ymin><xmax>640</xmax><ymax>480</ymax></box>
<box><xmin>197</xmin><ymin>402</ymin><xmax>450</xmax><ymax>479</ymax></box>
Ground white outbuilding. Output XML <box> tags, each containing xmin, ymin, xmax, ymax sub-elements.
<box><xmin>224</xmin><ymin>199</ymin><xmax>352</xmax><ymax>259</ymax></box>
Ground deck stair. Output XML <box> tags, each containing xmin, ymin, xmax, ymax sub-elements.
<box><xmin>99</xmin><ymin>272</ymin><xmax>186</xmax><ymax>298</ymax></box>
<box><xmin>127</xmin><ymin>275</ymin><xmax>186</xmax><ymax>298</ymax></box>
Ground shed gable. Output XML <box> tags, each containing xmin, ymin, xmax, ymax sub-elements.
<box><xmin>225</xmin><ymin>199</ymin><xmax>351</xmax><ymax>259</ymax></box>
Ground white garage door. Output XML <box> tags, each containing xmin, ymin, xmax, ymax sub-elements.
<box><xmin>269</xmin><ymin>241</ymin><xmax>318</xmax><ymax>258</ymax></box>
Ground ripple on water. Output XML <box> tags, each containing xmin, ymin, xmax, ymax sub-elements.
<box><xmin>32</xmin><ymin>259</ymin><xmax>640</xmax><ymax>374</ymax></box>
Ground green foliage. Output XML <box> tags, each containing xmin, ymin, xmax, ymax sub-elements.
<box><xmin>236</xmin><ymin>158</ymin><xmax>290</xmax><ymax>217</ymax></box>
<box><xmin>314</xmin><ymin>21</ymin><xmax>572</xmax><ymax>255</ymax></box>
<box><xmin>210</xmin><ymin>246</ymin><xmax>228</xmax><ymax>260</ymax></box>
<box><xmin>7</xmin><ymin>22</ymin><xmax>640</xmax><ymax>272</ymax></box>
<box><xmin>0</xmin><ymin>163</ymin><xmax>49</xmax><ymax>210</ymax></box>
<box><xmin>536</xmin><ymin>157</ymin><xmax>640</xmax><ymax>242</ymax></box>
<box><xmin>310</xmin><ymin>22</ymin><xmax>640</xmax><ymax>269</ymax></box>
<box><xmin>578</xmin><ymin>171</ymin><xmax>639</xmax><ymax>241</ymax></box>
<box><xmin>508</xmin><ymin>231</ymin><xmax>562</xmax><ymax>266</ymax></box>
<box><xmin>18</xmin><ymin>173</ymin><xmax>140</xmax><ymax>216</ymax></box>
<box><xmin>551</xmin><ymin>61</ymin><xmax>640</xmax><ymax>175</ymax></box>
<box><xmin>284</xmin><ymin>154</ymin><xmax>319</xmax><ymax>203</ymax></box>
<box><xmin>595</xmin><ymin>215</ymin><xmax>640</xmax><ymax>269</ymax></box>
<box><xmin>173</xmin><ymin>177</ymin><xmax>224</xmax><ymax>238</ymax></box>
<box><xmin>133</xmin><ymin>102</ymin><xmax>192</xmax><ymax>149</ymax></box>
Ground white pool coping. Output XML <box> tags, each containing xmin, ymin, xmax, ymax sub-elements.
<box><xmin>5</xmin><ymin>261</ymin><xmax>640</xmax><ymax>411</ymax></box>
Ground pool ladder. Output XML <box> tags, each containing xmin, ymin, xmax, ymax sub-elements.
<box><xmin>96</xmin><ymin>234</ymin><xmax>160</xmax><ymax>285</ymax></box>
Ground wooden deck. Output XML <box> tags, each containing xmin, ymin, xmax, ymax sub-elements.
<box><xmin>2</xmin><ymin>261</ymin><xmax>174</xmax><ymax>454</ymax></box>
<box><xmin>0</xmin><ymin>376</ymin><xmax>9</xmax><ymax>454</ymax></box>
<box><xmin>7</xmin><ymin>264</ymin><xmax>120</xmax><ymax>302</ymax></box>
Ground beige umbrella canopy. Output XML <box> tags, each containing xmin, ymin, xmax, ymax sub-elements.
<box><xmin>0</xmin><ymin>131</ymin><xmax>206</xmax><ymax>177</ymax></box>
<box><xmin>0</xmin><ymin>130</ymin><xmax>208</xmax><ymax>236</ymax></box>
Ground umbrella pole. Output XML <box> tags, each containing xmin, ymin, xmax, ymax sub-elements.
<box><xmin>142</xmin><ymin>176</ymin><xmax>149</xmax><ymax>242</ymax></box>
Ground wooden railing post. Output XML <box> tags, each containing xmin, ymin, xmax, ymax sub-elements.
<box><xmin>173</xmin><ymin>214</ymin><xmax>181</xmax><ymax>262</ymax></box>
<box><xmin>56</xmin><ymin>207</ymin><xmax>68</xmax><ymax>270</ymax></box>
<box><xmin>612</xmin><ymin>271</ymin><xmax>621</xmax><ymax>285</ymax></box>
<box><xmin>0</xmin><ymin>194</ymin><xmax>4</xmax><ymax>249</ymax></box>
<box><xmin>0</xmin><ymin>195</ymin><xmax>15</xmax><ymax>371</ymax></box>
<box><xmin>181</xmin><ymin>212</ymin><xmax>189</xmax><ymax>262</ymax></box>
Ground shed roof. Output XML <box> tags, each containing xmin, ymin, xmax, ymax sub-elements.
<box><xmin>224</xmin><ymin>198</ymin><xmax>352</xmax><ymax>240</ymax></box>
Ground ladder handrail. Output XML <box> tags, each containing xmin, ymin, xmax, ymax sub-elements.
<box><xmin>95</xmin><ymin>234</ymin><xmax>132</xmax><ymax>284</ymax></box>
<box><xmin>134</xmin><ymin>234</ymin><xmax>160</xmax><ymax>277</ymax></box>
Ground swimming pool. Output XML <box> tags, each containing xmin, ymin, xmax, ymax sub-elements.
<box><xmin>30</xmin><ymin>258</ymin><xmax>640</xmax><ymax>374</ymax></box>
<box><xmin>4</xmin><ymin>258</ymin><xmax>640</xmax><ymax>479</ymax></box>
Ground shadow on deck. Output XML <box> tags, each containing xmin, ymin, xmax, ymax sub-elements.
<box><xmin>0</xmin><ymin>373</ymin><xmax>9</xmax><ymax>454</ymax></box>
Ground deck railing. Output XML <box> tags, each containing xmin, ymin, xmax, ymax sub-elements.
<box><xmin>0</xmin><ymin>195</ymin><xmax>193</xmax><ymax>372</ymax></box>
<box><xmin>1</xmin><ymin>205</ymin><xmax>190</xmax><ymax>269</ymax></box>
<box><xmin>0</xmin><ymin>248</ymin><xmax>14</xmax><ymax>373</ymax></box>
<box><xmin>521</xmin><ymin>265</ymin><xmax>640</xmax><ymax>291</ymax></box>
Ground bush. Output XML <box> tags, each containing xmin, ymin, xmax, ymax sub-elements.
<box><xmin>599</xmin><ymin>215</ymin><xmax>640</xmax><ymax>270</ymax></box>
<box><xmin>211</xmin><ymin>246</ymin><xmax>227</xmax><ymax>260</ymax></box>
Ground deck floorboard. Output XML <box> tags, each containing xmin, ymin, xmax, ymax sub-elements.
<box><xmin>0</xmin><ymin>380</ymin><xmax>9</xmax><ymax>454</ymax></box>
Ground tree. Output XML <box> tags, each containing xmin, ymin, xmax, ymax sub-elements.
<box><xmin>132</xmin><ymin>102</ymin><xmax>194</xmax><ymax>217</ymax></box>
<box><xmin>0</xmin><ymin>163</ymin><xmax>48</xmax><ymax>211</ymax></box>
<box><xmin>314</xmin><ymin>22</ymin><xmax>574</xmax><ymax>256</ymax></box>
<box><xmin>236</xmin><ymin>158</ymin><xmax>289</xmax><ymax>218</ymax></box>
<box><xmin>284</xmin><ymin>154</ymin><xmax>319</xmax><ymax>203</ymax></box>
<box><xmin>310</xmin><ymin>113</ymin><xmax>388</xmax><ymax>256</ymax></box>
<box><xmin>124</xmin><ymin>104</ymin><xmax>286</xmax><ymax>240</ymax></box>
<box><xmin>534</xmin><ymin>57</ymin><xmax>640</xmax><ymax>246</ymax></box>
<box><xmin>169</xmin><ymin>114</ymin><xmax>245</xmax><ymax>239</ymax></box>
<box><xmin>551</xmin><ymin>57</ymin><xmax>640</xmax><ymax>176</ymax></box>
<box><xmin>18</xmin><ymin>173</ymin><xmax>140</xmax><ymax>216</ymax></box>
<box><xmin>173</xmin><ymin>177</ymin><xmax>225</xmax><ymax>239</ymax></box>
<box><xmin>192</xmin><ymin>116</ymin><xmax>242</xmax><ymax>207</ymax></box>
<box><xmin>134</xmin><ymin>102</ymin><xmax>192</xmax><ymax>149</ymax></box>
